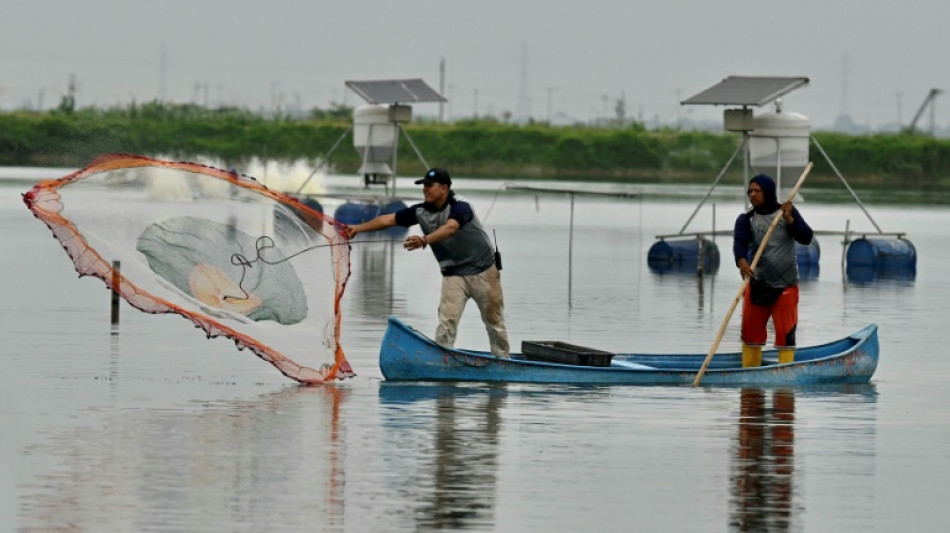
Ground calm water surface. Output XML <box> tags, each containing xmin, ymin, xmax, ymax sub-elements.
<box><xmin>1</xmin><ymin>173</ymin><xmax>948</xmax><ymax>532</ymax></box>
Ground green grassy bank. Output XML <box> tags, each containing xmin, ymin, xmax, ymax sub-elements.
<box><xmin>3</xmin><ymin>102</ymin><xmax>949</xmax><ymax>195</ymax></box>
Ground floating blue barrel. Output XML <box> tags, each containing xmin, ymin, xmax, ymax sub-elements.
<box><xmin>333</xmin><ymin>202</ymin><xmax>364</xmax><ymax>225</ymax></box>
<box><xmin>380</xmin><ymin>200</ymin><xmax>409</xmax><ymax>239</ymax></box>
<box><xmin>847</xmin><ymin>237</ymin><xmax>916</xmax><ymax>269</ymax></box>
<box><xmin>846</xmin><ymin>237</ymin><xmax>916</xmax><ymax>281</ymax></box>
<box><xmin>380</xmin><ymin>199</ymin><xmax>408</xmax><ymax>215</ymax></box>
<box><xmin>798</xmin><ymin>261</ymin><xmax>820</xmax><ymax>281</ymax></box>
<box><xmin>335</xmin><ymin>200</ymin><xmax>410</xmax><ymax>240</ymax></box>
<box><xmin>648</xmin><ymin>238</ymin><xmax>720</xmax><ymax>274</ymax></box>
<box><xmin>360</xmin><ymin>203</ymin><xmax>381</xmax><ymax>222</ymax></box>
<box><xmin>796</xmin><ymin>238</ymin><xmax>820</xmax><ymax>266</ymax></box>
<box><xmin>274</xmin><ymin>195</ymin><xmax>324</xmax><ymax>233</ymax></box>
<box><xmin>795</xmin><ymin>238</ymin><xmax>821</xmax><ymax>280</ymax></box>
<box><xmin>299</xmin><ymin>197</ymin><xmax>323</xmax><ymax>214</ymax></box>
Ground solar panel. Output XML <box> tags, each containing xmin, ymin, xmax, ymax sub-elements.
<box><xmin>681</xmin><ymin>76</ymin><xmax>809</xmax><ymax>106</ymax></box>
<box><xmin>345</xmin><ymin>79</ymin><xmax>447</xmax><ymax>104</ymax></box>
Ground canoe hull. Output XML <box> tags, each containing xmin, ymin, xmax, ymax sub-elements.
<box><xmin>379</xmin><ymin>317</ymin><xmax>879</xmax><ymax>386</ymax></box>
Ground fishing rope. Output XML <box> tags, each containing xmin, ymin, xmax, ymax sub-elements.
<box><xmin>479</xmin><ymin>182</ymin><xmax>507</xmax><ymax>224</ymax></box>
<box><xmin>223</xmin><ymin>236</ymin><xmax>397</xmax><ymax>302</ymax></box>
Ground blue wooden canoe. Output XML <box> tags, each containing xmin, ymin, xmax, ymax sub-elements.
<box><xmin>379</xmin><ymin>317</ymin><xmax>879</xmax><ymax>386</ymax></box>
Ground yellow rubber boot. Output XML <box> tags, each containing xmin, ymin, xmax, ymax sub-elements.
<box><xmin>778</xmin><ymin>349</ymin><xmax>795</xmax><ymax>364</ymax></box>
<box><xmin>741</xmin><ymin>343</ymin><xmax>763</xmax><ymax>368</ymax></box>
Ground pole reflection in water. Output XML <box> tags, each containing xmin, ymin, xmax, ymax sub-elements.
<box><xmin>379</xmin><ymin>384</ymin><xmax>504</xmax><ymax>532</ymax></box>
<box><xmin>730</xmin><ymin>388</ymin><xmax>796</xmax><ymax>532</ymax></box>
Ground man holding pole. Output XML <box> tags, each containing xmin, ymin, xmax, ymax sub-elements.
<box><xmin>733</xmin><ymin>174</ymin><xmax>813</xmax><ymax>367</ymax></box>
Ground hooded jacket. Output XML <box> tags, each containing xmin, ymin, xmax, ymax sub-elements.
<box><xmin>733</xmin><ymin>174</ymin><xmax>813</xmax><ymax>287</ymax></box>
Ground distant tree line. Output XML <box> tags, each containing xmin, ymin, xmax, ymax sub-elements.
<box><xmin>1</xmin><ymin>102</ymin><xmax>949</xmax><ymax>192</ymax></box>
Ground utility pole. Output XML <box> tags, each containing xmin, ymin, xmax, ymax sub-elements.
<box><xmin>439</xmin><ymin>58</ymin><xmax>446</xmax><ymax>123</ymax></box>
<box><xmin>840</xmin><ymin>53</ymin><xmax>850</xmax><ymax>118</ymax></box>
<box><xmin>615</xmin><ymin>92</ymin><xmax>626</xmax><ymax>124</ymax></box>
<box><xmin>675</xmin><ymin>89</ymin><xmax>682</xmax><ymax>127</ymax></box>
<box><xmin>515</xmin><ymin>42</ymin><xmax>530</xmax><ymax>122</ymax></box>
<box><xmin>546</xmin><ymin>86</ymin><xmax>554</xmax><ymax>123</ymax></box>
<box><xmin>448</xmin><ymin>83</ymin><xmax>454</xmax><ymax>121</ymax></box>
<box><xmin>896</xmin><ymin>92</ymin><xmax>902</xmax><ymax>128</ymax></box>
<box><xmin>159</xmin><ymin>42</ymin><xmax>167</xmax><ymax>102</ymax></box>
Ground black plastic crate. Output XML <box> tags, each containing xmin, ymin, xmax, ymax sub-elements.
<box><xmin>521</xmin><ymin>340</ymin><xmax>614</xmax><ymax>367</ymax></box>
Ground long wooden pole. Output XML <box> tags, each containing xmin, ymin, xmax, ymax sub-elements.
<box><xmin>693</xmin><ymin>162</ymin><xmax>813</xmax><ymax>386</ymax></box>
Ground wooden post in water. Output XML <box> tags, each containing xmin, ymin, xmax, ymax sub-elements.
<box><xmin>841</xmin><ymin>219</ymin><xmax>850</xmax><ymax>282</ymax></box>
<box><xmin>111</xmin><ymin>261</ymin><xmax>121</xmax><ymax>327</ymax></box>
<box><xmin>568</xmin><ymin>192</ymin><xmax>575</xmax><ymax>305</ymax></box>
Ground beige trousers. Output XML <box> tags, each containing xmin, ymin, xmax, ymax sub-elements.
<box><xmin>435</xmin><ymin>265</ymin><xmax>510</xmax><ymax>357</ymax></box>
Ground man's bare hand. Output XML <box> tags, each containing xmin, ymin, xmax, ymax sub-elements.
<box><xmin>404</xmin><ymin>235</ymin><xmax>427</xmax><ymax>251</ymax></box>
<box><xmin>780</xmin><ymin>201</ymin><xmax>795</xmax><ymax>224</ymax></box>
<box><xmin>737</xmin><ymin>258</ymin><xmax>754</xmax><ymax>280</ymax></box>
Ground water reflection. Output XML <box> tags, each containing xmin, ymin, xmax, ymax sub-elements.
<box><xmin>730</xmin><ymin>388</ymin><xmax>796</xmax><ymax>532</ymax></box>
<box><xmin>846</xmin><ymin>264</ymin><xmax>916</xmax><ymax>283</ymax></box>
<box><xmin>353</xmin><ymin>239</ymin><xmax>401</xmax><ymax>320</ymax></box>
<box><xmin>729</xmin><ymin>385</ymin><xmax>879</xmax><ymax>532</ymax></box>
<box><xmin>648</xmin><ymin>268</ymin><xmax>718</xmax><ymax>314</ymax></box>
<box><xmin>797</xmin><ymin>262</ymin><xmax>820</xmax><ymax>282</ymax></box>
<box><xmin>18</xmin><ymin>386</ymin><xmax>347</xmax><ymax>531</ymax></box>
<box><xmin>379</xmin><ymin>384</ymin><xmax>504</xmax><ymax>531</ymax></box>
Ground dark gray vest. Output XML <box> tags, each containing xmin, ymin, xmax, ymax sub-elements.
<box><xmin>750</xmin><ymin>210</ymin><xmax>799</xmax><ymax>287</ymax></box>
<box><xmin>416</xmin><ymin>195</ymin><xmax>494</xmax><ymax>276</ymax></box>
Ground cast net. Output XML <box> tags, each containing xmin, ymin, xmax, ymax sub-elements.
<box><xmin>23</xmin><ymin>154</ymin><xmax>354</xmax><ymax>383</ymax></box>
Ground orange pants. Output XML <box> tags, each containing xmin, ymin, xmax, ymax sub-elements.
<box><xmin>741</xmin><ymin>285</ymin><xmax>799</xmax><ymax>349</ymax></box>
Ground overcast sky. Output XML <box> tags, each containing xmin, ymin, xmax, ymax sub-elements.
<box><xmin>2</xmin><ymin>0</ymin><xmax>947</xmax><ymax>130</ymax></box>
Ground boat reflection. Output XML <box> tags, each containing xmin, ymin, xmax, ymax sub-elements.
<box><xmin>379</xmin><ymin>383</ymin><xmax>505</xmax><ymax>531</ymax></box>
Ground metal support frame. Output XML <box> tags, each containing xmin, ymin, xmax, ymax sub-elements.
<box><xmin>389</xmin><ymin>123</ymin><xmax>399</xmax><ymax>196</ymax></box>
<box><xmin>398</xmin><ymin>124</ymin><xmax>431</xmax><ymax>171</ymax></box>
<box><xmin>294</xmin><ymin>127</ymin><xmax>351</xmax><ymax>195</ymax></box>
<box><xmin>810</xmin><ymin>135</ymin><xmax>883</xmax><ymax>233</ymax></box>
<box><xmin>294</xmin><ymin>119</ymin><xmax>433</xmax><ymax>197</ymax></box>
<box><xmin>671</xmin><ymin>131</ymin><xmax>888</xmax><ymax>241</ymax></box>
<box><xmin>678</xmin><ymin>137</ymin><xmax>747</xmax><ymax>235</ymax></box>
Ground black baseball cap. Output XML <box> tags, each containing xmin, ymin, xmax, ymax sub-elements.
<box><xmin>414</xmin><ymin>168</ymin><xmax>452</xmax><ymax>186</ymax></box>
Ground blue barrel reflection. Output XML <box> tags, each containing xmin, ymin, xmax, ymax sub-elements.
<box><xmin>648</xmin><ymin>238</ymin><xmax>720</xmax><ymax>274</ymax></box>
<box><xmin>846</xmin><ymin>237</ymin><xmax>916</xmax><ymax>282</ymax></box>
